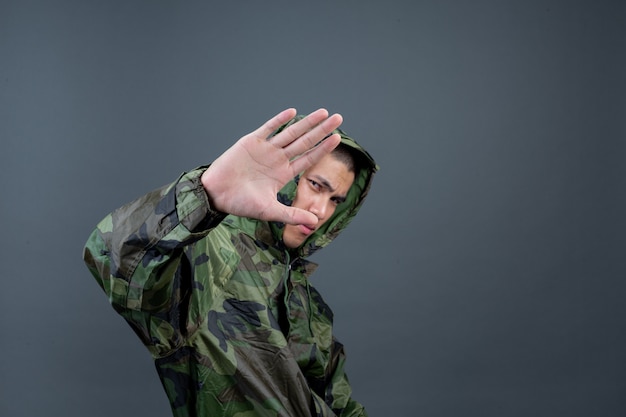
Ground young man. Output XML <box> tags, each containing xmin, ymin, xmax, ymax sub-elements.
<box><xmin>83</xmin><ymin>108</ymin><xmax>378</xmax><ymax>417</ymax></box>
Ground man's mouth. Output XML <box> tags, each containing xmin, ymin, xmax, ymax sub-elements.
<box><xmin>298</xmin><ymin>224</ymin><xmax>315</xmax><ymax>235</ymax></box>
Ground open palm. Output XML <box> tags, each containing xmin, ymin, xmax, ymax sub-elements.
<box><xmin>201</xmin><ymin>108</ymin><xmax>343</xmax><ymax>226</ymax></box>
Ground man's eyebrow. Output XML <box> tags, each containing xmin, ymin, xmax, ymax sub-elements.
<box><xmin>312</xmin><ymin>175</ymin><xmax>336</xmax><ymax>192</ymax></box>
<box><xmin>312</xmin><ymin>174</ymin><xmax>348</xmax><ymax>202</ymax></box>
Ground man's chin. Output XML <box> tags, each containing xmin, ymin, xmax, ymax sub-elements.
<box><xmin>283</xmin><ymin>225</ymin><xmax>310</xmax><ymax>249</ymax></box>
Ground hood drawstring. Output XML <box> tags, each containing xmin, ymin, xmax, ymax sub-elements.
<box><xmin>282</xmin><ymin>251</ymin><xmax>291</xmax><ymax>322</ymax></box>
<box><xmin>282</xmin><ymin>251</ymin><xmax>314</xmax><ymax>336</ymax></box>
<box><xmin>304</xmin><ymin>279</ymin><xmax>314</xmax><ymax>335</ymax></box>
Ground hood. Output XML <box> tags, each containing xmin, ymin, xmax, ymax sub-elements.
<box><xmin>271</xmin><ymin>115</ymin><xmax>379</xmax><ymax>259</ymax></box>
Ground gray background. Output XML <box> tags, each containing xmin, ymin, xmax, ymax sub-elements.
<box><xmin>1</xmin><ymin>1</ymin><xmax>625</xmax><ymax>416</ymax></box>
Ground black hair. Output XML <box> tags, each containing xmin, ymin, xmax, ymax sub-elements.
<box><xmin>330</xmin><ymin>142</ymin><xmax>364</xmax><ymax>176</ymax></box>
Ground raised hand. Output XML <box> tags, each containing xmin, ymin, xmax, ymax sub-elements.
<box><xmin>201</xmin><ymin>108</ymin><xmax>343</xmax><ymax>226</ymax></box>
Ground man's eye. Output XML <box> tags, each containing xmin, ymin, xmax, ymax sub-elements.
<box><xmin>309</xmin><ymin>180</ymin><xmax>320</xmax><ymax>189</ymax></box>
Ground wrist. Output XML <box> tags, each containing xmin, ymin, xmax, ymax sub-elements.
<box><xmin>200</xmin><ymin>165</ymin><xmax>222</xmax><ymax>212</ymax></box>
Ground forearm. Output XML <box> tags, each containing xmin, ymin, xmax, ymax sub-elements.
<box><xmin>83</xmin><ymin>167</ymin><xmax>226</xmax><ymax>308</ymax></box>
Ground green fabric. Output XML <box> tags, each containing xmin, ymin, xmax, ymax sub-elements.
<box><xmin>83</xmin><ymin>125</ymin><xmax>377</xmax><ymax>417</ymax></box>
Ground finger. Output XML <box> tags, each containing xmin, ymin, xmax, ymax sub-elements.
<box><xmin>270</xmin><ymin>108</ymin><xmax>329</xmax><ymax>148</ymax></box>
<box><xmin>252</xmin><ymin>108</ymin><xmax>297</xmax><ymax>140</ymax></box>
<box><xmin>268</xmin><ymin>201</ymin><xmax>318</xmax><ymax>226</ymax></box>
<box><xmin>283</xmin><ymin>113</ymin><xmax>343</xmax><ymax>160</ymax></box>
<box><xmin>289</xmin><ymin>133</ymin><xmax>341</xmax><ymax>175</ymax></box>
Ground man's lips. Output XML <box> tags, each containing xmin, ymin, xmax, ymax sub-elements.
<box><xmin>298</xmin><ymin>224</ymin><xmax>315</xmax><ymax>235</ymax></box>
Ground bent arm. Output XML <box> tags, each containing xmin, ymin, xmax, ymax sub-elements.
<box><xmin>83</xmin><ymin>167</ymin><xmax>226</xmax><ymax>354</ymax></box>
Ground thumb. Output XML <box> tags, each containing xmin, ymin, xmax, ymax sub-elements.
<box><xmin>268</xmin><ymin>201</ymin><xmax>317</xmax><ymax>227</ymax></box>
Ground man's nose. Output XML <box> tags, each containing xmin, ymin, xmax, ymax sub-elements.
<box><xmin>308</xmin><ymin>197</ymin><xmax>327</xmax><ymax>220</ymax></box>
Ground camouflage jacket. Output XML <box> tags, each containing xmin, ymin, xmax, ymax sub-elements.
<box><xmin>83</xmin><ymin>125</ymin><xmax>378</xmax><ymax>417</ymax></box>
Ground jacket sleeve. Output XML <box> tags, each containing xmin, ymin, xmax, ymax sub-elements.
<box><xmin>320</xmin><ymin>338</ymin><xmax>368</xmax><ymax>417</ymax></box>
<box><xmin>83</xmin><ymin>167</ymin><xmax>226</xmax><ymax>357</ymax></box>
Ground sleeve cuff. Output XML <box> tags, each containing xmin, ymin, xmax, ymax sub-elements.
<box><xmin>175</xmin><ymin>166</ymin><xmax>227</xmax><ymax>233</ymax></box>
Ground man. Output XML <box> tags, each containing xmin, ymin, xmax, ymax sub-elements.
<box><xmin>83</xmin><ymin>108</ymin><xmax>378</xmax><ymax>417</ymax></box>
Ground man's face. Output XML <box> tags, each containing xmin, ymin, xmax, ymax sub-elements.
<box><xmin>282</xmin><ymin>153</ymin><xmax>355</xmax><ymax>249</ymax></box>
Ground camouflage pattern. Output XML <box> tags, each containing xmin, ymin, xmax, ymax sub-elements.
<box><xmin>83</xmin><ymin>125</ymin><xmax>378</xmax><ymax>417</ymax></box>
